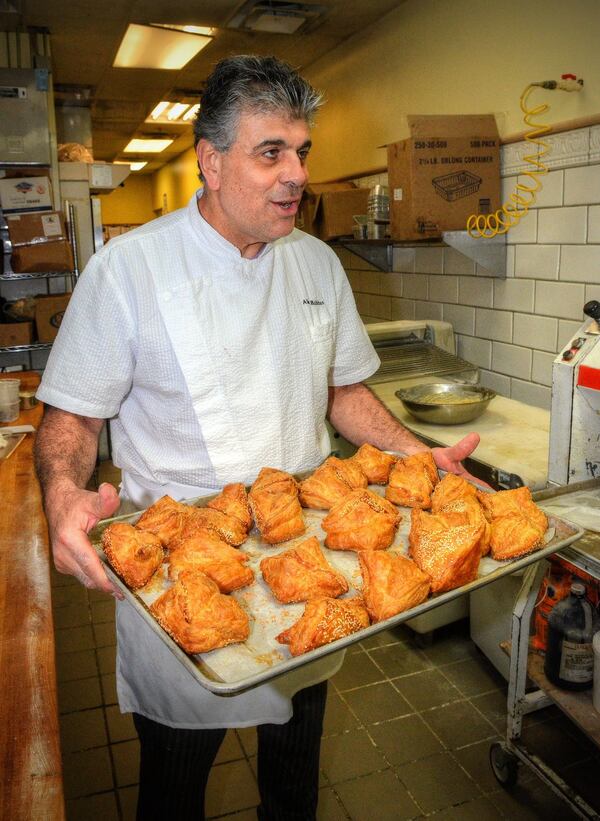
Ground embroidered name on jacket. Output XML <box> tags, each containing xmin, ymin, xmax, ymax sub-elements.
<box><xmin>303</xmin><ymin>298</ymin><xmax>325</xmax><ymax>305</ymax></box>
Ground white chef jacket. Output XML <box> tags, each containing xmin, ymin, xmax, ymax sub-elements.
<box><xmin>38</xmin><ymin>191</ymin><xmax>380</xmax><ymax>728</ymax></box>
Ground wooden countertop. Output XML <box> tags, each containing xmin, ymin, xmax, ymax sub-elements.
<box><xmin>0</xmin><ymin>372</ymin><xmax>65</xmax><ymax>820</ymax></box>
<box><xmin>371</xmin><ymin>382</ymin><xmax>550</xmax><ymax>490</ymax></box>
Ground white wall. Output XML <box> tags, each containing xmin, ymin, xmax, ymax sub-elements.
<box><xmin>305</xmin><ymin>0</ymin><xmax>600</xmax><ymax>181</ymax></box>
<box><xmin>338</xmin><ymin>125</ymin><xmax>600</xmax><ymax>411</ymax></box>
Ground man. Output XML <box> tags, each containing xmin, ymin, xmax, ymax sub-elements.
<box><xmin>35</xmin><ymin>55</ymin><xmax>480</xmax><ymax>820</ymax></box>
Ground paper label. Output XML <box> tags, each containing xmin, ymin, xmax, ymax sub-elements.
<box><xmin>559</xmin><ymin>640</ymin><xmax>593</xmax><ymax>682</ymax></box>
<box><xmin>393</xmin><ymin>188</ymin><xmax>403</xmax><ymax>201</ymax></box>
<box><xmin>41</xmin><ymin>213</ymin><xmax>62</xmax><ymax>237</ymax></box>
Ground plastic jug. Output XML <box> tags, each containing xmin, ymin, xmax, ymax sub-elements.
<box><xmin>544</xmin><ymin>582</ymin><xmax>599</xmax><ymax>690</ymax></box>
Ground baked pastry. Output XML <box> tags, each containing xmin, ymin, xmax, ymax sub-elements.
<box><xmin>358</xmin><ymin>550</ymin><xmax>431</xmax><ymax>622</ymax></box>
<box><xmin>276</xmin><ymin>596</ymin><xmax>370</xmax><ymax>656</ymax></box>
<box><xmin>477</xmin><ymin>486</ymin><xmax>547</xmax><ymax>560</ymax></box>
<box><xmin>321</xmin><ymin>489</ymin><xmax>401</xmax><ymax>552</ymax></box>
<box><xmin>351</xmin><ymin>443</ymin><xmax>397</xmax><ymax>485</ymax></box>
<box><xmin>135</xmin><ymin>495</ymin><xmax>192</xmax><ymax>547</ymax></box>
<box><xmin>249</xmin><ymin>467</ymin><xmax>305</xmax><ymax>544</ymax></box>
<box><xmin>150</xmin><ymin>569</ymin><xmax>250</xmax><ymax>654</ymax></box>
<box><xmin>172</xmin><ymin>505</ymin><xmax>248</xmax><ymax>548</ymax></box>
<box><xmin>206</xmin><ymin>483</ymin><xmax>252</xmax><ymax>532</ymax></box>
<box><xmin>251</xmin><ymin>467</ymin><xmax>299</xmax><ymax>497</ymax></box>
<box><xmin>431</xmin><ymin>472</ymin><xmax>478</xmax><ymax>513</ymax></box>
<box><xmin>408</xmin><ymin>508</ymin><xmax>482</xmax><ymax>593</ymax></box>
<box><xmin>168</xmin><ymin>530</ymin><xmax>254</xmax><ymax>593</ymax></box>
<box><xmin>433</xmin><ymin>495</ymin><xmax>491</xmax><ymax>557</ymax></box>
<box><xmin>385</xmin><ymin>451</ymin><xmax>439</xmax><ymax>508</ymax></box>
<box><xmin>102</xmin><ymin>522</ymin><xmax>163</xmax><ymax>590</ymax></box>
<box><xmin>299</xmin><ymin>456</ymin><xmax>367</xmax><ymax>510</ymax></box>
<box><xmin>260</xmin><ymin>536</ymin><xmax>348</xmax><ymax>603</ymax></box>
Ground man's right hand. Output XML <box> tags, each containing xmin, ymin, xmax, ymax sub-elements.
<box><xmin>47</xmin><ymin>481</ymin><xmax>123</xmax><ymax>598</ymax></box>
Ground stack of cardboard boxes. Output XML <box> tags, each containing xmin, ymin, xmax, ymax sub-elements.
<box><xmin>0</xmin><ymin>171</ymin><xmax>73</xmax><ymax>346</ymax></box>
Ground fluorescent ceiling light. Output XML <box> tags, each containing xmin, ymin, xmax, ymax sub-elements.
<box><xmin>183</xmin><ymin>104</ymin><xmax>200</xmax><ymax>121</ymax></box>
<box><xmin>149</xmin><ymin>101</ymin><xmax>170</xmax><ymax>120</ymax></box>
<box><xmin>124</xmin><ymin>138</ymin><xmax>173</xmax><ymax>153</ymax></box>
<box><xmin>113</xmin><ymin>23</ymin><xmax>212</xmax><ymax>70</ymax></box>
<box><xmin>167</xmin><ymin>103</ymin><xmax>189</xmax><ymax>120</ymax></box>
<box><xmin>152</xmin><ymin>23</ymin><xmax>215</xmax><ymax>37</ymax></box>
<box><xmin>115</xmin><ymin>160</ymin><xmax>148</xmax><ymax>171</ymax></box>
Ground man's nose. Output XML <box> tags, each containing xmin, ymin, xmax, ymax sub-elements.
<box><xmin>281</xmin><ymin>153</ymin><xmax>308</xmax><ymax>189</ymax></box>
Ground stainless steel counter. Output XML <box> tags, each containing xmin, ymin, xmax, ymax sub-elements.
<box><xmin>371</xmin><ymin>382</ymin><xmax>550</xmax><ymax>490</ymax></box>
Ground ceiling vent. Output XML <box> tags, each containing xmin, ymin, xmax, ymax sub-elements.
<box><xmin>227</xmin><ymin>1</ymin><xmax>328</xmax><ymax>35</ymax></box>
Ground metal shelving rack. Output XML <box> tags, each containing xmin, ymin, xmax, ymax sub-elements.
<box><xmin>1</xmin><ymin>197</ymin><xmax>79</xmax><ymax>370</ymax></box>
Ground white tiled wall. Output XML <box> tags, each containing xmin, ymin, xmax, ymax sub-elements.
<box><xmin>339</xmin><ymin>124</ymin><xmax>600</xmax><ymax>411</ymax></box>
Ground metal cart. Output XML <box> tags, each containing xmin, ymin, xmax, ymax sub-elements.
<box><xmin>490</xmin><ymin>496</ymin><xmax>600</xmax><ymax>819</ymax></box>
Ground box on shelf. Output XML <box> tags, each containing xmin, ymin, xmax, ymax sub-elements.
<box><xmin>296</xmin><ymin>183</ymin><xmax>370</xmax><ymax>241</ymax></box>
<box><xmin>35</xmin><ymin>293</ymin><xmax>71</xmax><ymax>343</ymax></box>
<box><xmin>6</xmin><ymin>211</ymin><xmax>74</xmax><ymax>273</ymax></box>
<box><xmin>0</xmin><ymin>321</ymin><xmax>33</xmax><ymax>347</ymax></box>
<box><xmin>0</xmin><ymin>175</ymin><xmax>53</xmax><ymax>214</ymax></box>
<box><xmin>387</xmin><ymin>115</ymin><xmax>501</xmax><ymax>242</ymax></box>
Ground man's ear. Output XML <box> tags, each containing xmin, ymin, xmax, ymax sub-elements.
<box><xmin>196</xmin><ymin>140</ymin><xmax>221</xmax><ymax>191</ymax></box>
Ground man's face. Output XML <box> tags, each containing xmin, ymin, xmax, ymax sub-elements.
<box><xmin>199</xmin><ymin>109</ymin><xmax>312</xmax><ymax>255</ymax></box>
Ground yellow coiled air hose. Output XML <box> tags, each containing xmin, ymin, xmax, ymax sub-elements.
<box><xmin>467</xmin><ymin>77</ymin><xmax>583</xmax><ymax>239</ymax></box>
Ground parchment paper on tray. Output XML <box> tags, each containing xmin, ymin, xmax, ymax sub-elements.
<box><xmin>90</xmin><ymin>485</ymin><xmax>583</xmax><ymax>696</ymax></box>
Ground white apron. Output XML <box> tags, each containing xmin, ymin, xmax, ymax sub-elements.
<box><xmin>115</xmin><ymin>229</ymin><xmax>346</xmax><ymax>729</ymax></box>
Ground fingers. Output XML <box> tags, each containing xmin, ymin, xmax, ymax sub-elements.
<box><xmin>54</xmin><ymin>529</ymin><xmax>124</xmax><ymax>599</ymax></box>
<box><xmin>96</xmin><ymin>482</ymin><xmax>121</xmax><ymax>519</ymax></box>
<box><xmin>445</xmin><ymin>432</ymin><xmax>480</xmax><ymax>462</ymax></box>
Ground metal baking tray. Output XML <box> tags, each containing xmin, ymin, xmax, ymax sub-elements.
<box><xmin>89</xmin><ymin>486</ymin><xmax>583</xmax><ymax>696</ymax></box>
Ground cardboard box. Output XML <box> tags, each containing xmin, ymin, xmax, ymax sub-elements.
<box><xmin>297</xmin><ymin>183</ymin><xmax>369</xmax><ymax>241</ymax></box>
<box><xmin>7</xmin><ymin>211</ymin><xmax>74</xmax><ymax>273</ymax></box>
<box><xmin>387</xmin><ymin>115</ymin><xmax>500</xmax><ymax>241</ymax></box>
<box><xmin>0</xmin><ymin>175</ymin><xmax>53</xmax><ymax>214</ymax></box>
<box><xmin>35</xmin><ymin>294</ymin><xmax>71</xmax><ymax>343</ymax></box>
<box><xmin>0</xmin><ymin>321</ymin><xmax>33</xmax><ymax>347</ymax></box>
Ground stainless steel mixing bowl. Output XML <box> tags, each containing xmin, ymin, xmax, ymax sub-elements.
<box><xmin>395</xmin><ymin>382</ymin><xmax>496</xmax><ymax>425</ymax></box>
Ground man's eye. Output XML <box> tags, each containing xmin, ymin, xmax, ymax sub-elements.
<box><xmin>263</xmin><ymin>149</ymin><xmax>279</xmax><ymax>159</ymax></box>
<box><xmin>298</xmin><ymin>150</ymin><xmax>310</xmax><ymax>162</ymax></box>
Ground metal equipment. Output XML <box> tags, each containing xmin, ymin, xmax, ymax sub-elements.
<box><xmin>548</xmin><ymin>300</ymin><xmax>600</xmax><ymax>487</ymax></box>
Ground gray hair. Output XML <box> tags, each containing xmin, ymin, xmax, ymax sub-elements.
<box><xmin>194</xmin><ymin>55</ymin><xmax>322</xmax><ymax>153</ymax></box>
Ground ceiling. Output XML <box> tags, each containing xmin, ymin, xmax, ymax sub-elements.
<box><xmin>4</xmin><ymin>0</ymin><xmax>403</xmax><ymax>173</ymax></box>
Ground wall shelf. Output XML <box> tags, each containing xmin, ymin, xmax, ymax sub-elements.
<box><xmin>332</xmin><ymin>232</ymin><xmax>507</xmax><ymax>276</ymax></box>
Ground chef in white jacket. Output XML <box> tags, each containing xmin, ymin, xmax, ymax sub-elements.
<box><xmin>35</xmin><ymin>55</ymin><xmax>480</xmax><ymax>821</ymax></box>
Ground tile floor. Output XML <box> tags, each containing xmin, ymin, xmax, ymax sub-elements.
<box><xmin>51</xmin><ymin>464</ymin><xmax>600</xmax><ymax>821</ymax></box>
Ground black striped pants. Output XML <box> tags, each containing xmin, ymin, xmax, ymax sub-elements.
<box><xmin>133</xmin><ymin>680</ymin><xmax>327</xmax><ymax>821</ymax></box>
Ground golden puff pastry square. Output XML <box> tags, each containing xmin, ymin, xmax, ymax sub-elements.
<box><xmin>321</xmin><ymin>489</ymin><xmax>401</xmax><ymax>552</ymax></box>
<box><xmin>171</xmin><ymin>505</ymin><xmax>248</xmax><ymax>549</ymax></box>
<box><xmin>276</xmin><ymin>596</ymin><xmax>370</xmax><ymax>656</ymax></box>
<box><xmin>249</xmin><ymin>467</ymin><xmax>305</xmax><ymax>544</ymax></box>
<box><xmin>351</xmin><ymin>443</ymin><xmax>397</xmax><ymax>485</ymax></box>
<box><xmin>102</xmin><ymin>522</ymin><xmax>163</xmax><ymax>590</ymax></box>
<box><xmin>385</xmin><ymin>451</ymin><xmax>439</xmax><ymax>509</ymax></box>
<box><xmin>206</xmin><ymin>483</ymin><xmax>252</xmax><ymax>532</ymax></box>
<box><xmin>408</xmin><ymin>508</ymin><xmax>482</xmax><ymax>594</ymax></box>
<box><xmin>358</xmin><ymin>550</ymin><xmax>430</xmax><ymax>623</ymax></box>
<box><xmin>431</xmin><ymin>472</ymin><xmax>478</xmax><ymax>513</ymax></box>
<box><xmin>135</xmin><ymin>495</ymin><xmax>192</xmax><ymax>547</ymax></box>
<box><xmin>299</xmin><ymin>456</ymin><xmax>367</xmax><ymax>510</ymax></box>
<box><xmin>432</xmin><ymin>495</ymin><xmax>491</xmax><ymax>557</ymax></box>
<box><xmin>477</xmin><ymin>486</ymin><xmax>547</xmax><ymax>561</ymax></box>
<box><xmin>168</xmin><ymin>529</ymin><xmax>254</xmax><ymax>593</ymax></box>
<box><xmin>260</xmin><ymin>536</ymin><xmax>348</xmax><ymax>603</ymax></box>
<box><xmin>150</xmin><ymin>569</ymin><xmax>249</xmax><ymax>655</ymax></box>
<box><xmin>251</xmin><ymin>467</ymin><xmax>299</xmax><ymax>497</ymax></box>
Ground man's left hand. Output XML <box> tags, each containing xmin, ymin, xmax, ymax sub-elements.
<box><xmin>431</xmin><ymin>432</ymin><xmax>488</xmax><ymax>485</ymax></box>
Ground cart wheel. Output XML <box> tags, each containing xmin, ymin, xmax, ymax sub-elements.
<box><xmin>489</xmin><ymin>742</ymin><xmax>518</xmax><ymax>788</ymax></box>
